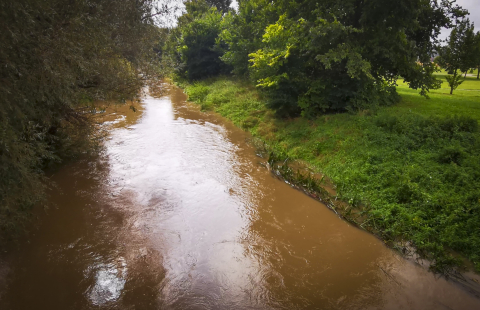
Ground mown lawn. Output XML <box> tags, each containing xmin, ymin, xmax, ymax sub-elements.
<box><xmin>179</xmin><ymin>72</ymin><xmax>480</xmax><ymax>272</ymax></box>
<box><xmin>395</xmin><ymin>71</ymin><xmax>480</xmax><ymax>120</ymax></box>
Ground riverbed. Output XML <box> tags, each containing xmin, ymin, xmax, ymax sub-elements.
<box><xmin>0</xmin><ymin>82</ymin><xmax>479</xmax><ymax>309</ymax></box>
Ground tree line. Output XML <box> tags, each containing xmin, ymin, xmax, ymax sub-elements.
<box><xmin>163</xmin><ymin>0</ymin><xmax>477</xmax><ymax>114</ymax></box>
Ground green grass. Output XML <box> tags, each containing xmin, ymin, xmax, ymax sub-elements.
<box><xmin>395</xmin><ymin>70</ymin><xmax>480</xmax><ymax>120</ymax></box>
<box><xmin>179</xmin><ymin>73</ymin><xmax>480</xmax><ymax>273</ymax></box>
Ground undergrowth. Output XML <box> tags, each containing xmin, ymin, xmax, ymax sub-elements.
<box><xmin>179</xmin><ymin>76</ymin><xmax>480</xmax><ymax>273</ymax></box>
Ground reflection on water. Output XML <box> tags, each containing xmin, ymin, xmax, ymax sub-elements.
<box><xmin>88</xmin><ymin>259</ymin><xmax>127</xmax><ymax>306</ymax></box>
<box><xmin>0</xmin><ymin>82</ymin><xmax>479</xmax><ymax>309</ymax></box>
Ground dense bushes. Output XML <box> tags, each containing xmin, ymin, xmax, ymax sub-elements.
<box><xmin>230</xmin><ymin>0</ymin><xmax>462</xmax><ymax>116</ymax></box>
<box><xmin>332</xmin><ymin>114</ymin><xmax>480</xmax><ymax>271</ymax></box>
<box><xmin>247</xmin><ymin>12</ymin><xmax>402</xmax><ymax>117</ymax></box>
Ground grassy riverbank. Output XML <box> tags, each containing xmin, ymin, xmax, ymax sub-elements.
<box><xmin>178</xmin><ymin>75</ymin><xmax>480</xmax><ymax>273</ymax></box>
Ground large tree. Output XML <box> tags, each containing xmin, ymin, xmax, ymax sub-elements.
<box><xmin>227</xmin><ymin>0</ymin><xmax>468</xmax><ymax>116</ymax></box>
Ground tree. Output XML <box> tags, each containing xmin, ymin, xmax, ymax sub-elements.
<box><xmin>437</xmin><ymin>19</ymin><xmax>475</xmax><ymax>94</ymax></box>
<box><xmin>246</xmin><ymin>0</ymin><xmax>465</xmax><ymax>116</ymax></box>
<box><xmin>218</xmin><ymin>0</ymin><xmax>283</xmax><ymax>76</ymax></box>
<box><xmin>205</xmin><ymin>0</ymin><xmax>232</xmax><ymax>13</ymax></box>
<box><xmin>175</xmin><ymin>1</ymin><xmax>230</xmax><ymax>80</ymax></box>
<box><xmin>474</xmin><ymin>31</ymin><xmax>480</xmax><ymax>79</ymax></box>
<box><xmin>168</xmin><ymin>0</ymin><xmax>468</xmax><ymax>115</ymax></box>
<box><xmin>460</xmin><ymin>22</ymin><xmax>477</xmax><ymax>77</ymax></box>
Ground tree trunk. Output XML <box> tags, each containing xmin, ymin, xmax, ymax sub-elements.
<box><xmin>450</xmin><ymin>70</ymin><xmax>457</xmax><ymax>95</ymax></box>
<box><xmin>477</xmin><ymin>66</ymin><xmax>479</xmax><ymax>79</ymax></box>
<box><xmin>464</xmin><ymin>71</ymin><xmax>467</xmax><ymax>78</ymax></box>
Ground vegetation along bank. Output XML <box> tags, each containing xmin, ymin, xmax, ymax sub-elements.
<box><xmin>0</xmin><ymin>0</ymin><xmax>168</xmax><ymax>242</ymax></box>
<box><xmin>161</xmin><ymin>0</ymin><xmax>480</xmax><ymax>273</ymax></box>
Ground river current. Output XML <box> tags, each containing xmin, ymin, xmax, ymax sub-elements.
<box><xmin>1</xmin><ymin>82</ymin><xmax>479</xmax><ymax>309</ymax></box>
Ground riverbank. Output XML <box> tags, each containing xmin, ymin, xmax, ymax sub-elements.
<box><xmin>3</xmin><ymin>82</ymin><xmax>480</xmax><ymax>309</ymax></box>
<box><xmin>176</xmin><ymin>75</ymin><xmax>480</xmax><ymax>273</ymax></box>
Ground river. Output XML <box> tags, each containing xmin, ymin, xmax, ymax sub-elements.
<box><xmin>0</xmin><ymin>82</ymin><xmax>479</xmax><ymax>309</ymax></box>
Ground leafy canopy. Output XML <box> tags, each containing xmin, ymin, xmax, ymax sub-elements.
<box><xmin>215</xmin><ymin>0</ymin><xmax>467</xmax><ymax>117</ymax></box>
<box><xmin>173</xmin><ymin>0</ymin><xmax>230</xmax><ymax>80</ymax></box>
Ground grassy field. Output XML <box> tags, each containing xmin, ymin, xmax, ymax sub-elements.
<box><xmin>395</xmin><ymin>71</ymin><xmax>480</xmax><ymax>120</ymax></box>
<box><xmin>178</xmin><ymin>72</ymin><xmax>480</xmax><ymax>272</ymax></box>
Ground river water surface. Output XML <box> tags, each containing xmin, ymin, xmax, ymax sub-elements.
<box><xmin>1</xmin><ymin>83</ymin><xmax>480</xmax><ymax>309</ymax></box>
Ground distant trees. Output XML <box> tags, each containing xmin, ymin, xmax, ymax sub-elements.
<box><xmin>436</xmin><ymin>19</ymin><xmax>476</xmax><ymax>94</ymax></box>
<box><xmin>459</xmin><ymin>21</ymin><xmax>477</xmax><ymax>78</ymax></box>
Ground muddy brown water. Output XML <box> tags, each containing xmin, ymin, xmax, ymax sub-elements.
<box><xmin>1</xmin><ymin>83</ymin><xmax>480</xmax><ymax>310</ymax></box>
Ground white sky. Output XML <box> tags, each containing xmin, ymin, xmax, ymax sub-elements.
<box><xmin>439</xmin><ymin>0</ymin><xmax>480</xmax><ymax>40</ymax></box>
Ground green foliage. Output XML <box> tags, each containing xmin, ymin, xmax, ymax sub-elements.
<box><xmin>164</xmin><ymin>0</ymin><xmax>468</xmax><ymax>116</ymax></box>
<box><xmin>244</xmin><ymin>0</ymin><xmax>463</xmax><ymax>116</ymax></box>
<box><xmin>457</xmin><ymin>21</ymin><xmax>478</xmax><ymax>75</ymax></box>
<box><xmin>329</xmin><ymin>113</ymin><xmax>480</xmax><ymax>271</ymax></box>
<box><xmin>474</xmin><ymin>32</ymin><xmax>480</xmax><ymax>79</ymax></box>
<box><xmin>0</xmin><ymin>0</ymin><xmax>162</xmax><ymax>240</ymax></box>
<box><xmin>181</xmin><ymin>75</ymin><xmax>480</xmax><ymax>272</ymax></box>
<box><xmin>247</xmin><ymin>12</ymin><xmax>401</xmax><ymax>117</ymax></box>
<box><xmin>173</xmin><ymin>1</ymin><xmax>230</xmax><ymax>80</ymax></box>
<box><xmin>218</xmin><ymin>0</ymin><xmax>282</xmax><ymax>76</ymax></box>
<box><xmin>445</xmin><ymin>74</ymin><xmax>465</xmax><ymax>94</ymax></box>
<box><xmin>205</xmin><ymin>0</ymin><xmax>232</xmax><ymax>13</ymax></box>
<box><xmin>185</xmin><ymin>83</ymin><xmax>210</xmax><ymax>103</ymax></box>
<box><xmin>436</xmin><ymin>18</ymin><xmax>476</xmax><ymax>94</ymax></box>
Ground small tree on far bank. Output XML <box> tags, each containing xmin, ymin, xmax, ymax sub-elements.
<box><xmin>460</xmin><ymin>23</ymin><xmax>477</xmax><ymax>77</ymax></box>
<box><xmin>445</xmin><ymin>74</ymin><xmax>464</xmax><ymax>93</ymax></box>
<box><xmin>436</xmin><ymin>19</ymin><xmax>475</xmax><ymax>94</ymax></box>
<box><xmin>474</xmin><ymin>31</ymin><xmax>480</xmax><ymax>79</ymax></box>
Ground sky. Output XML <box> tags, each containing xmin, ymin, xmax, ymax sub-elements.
<box><xmin>439</xmin><ymin>0</ymin><xmax>480</xmax><ymax>40</ymax></box>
